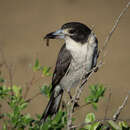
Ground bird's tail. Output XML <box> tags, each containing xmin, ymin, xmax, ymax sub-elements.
<box><xmin>39</xmin><ymin>85</ymin><xmax>63</xmax><ymax>124</ymax></box>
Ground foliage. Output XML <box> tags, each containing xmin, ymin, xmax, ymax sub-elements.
<box><xmin>0</xmin><ymin>59</ymin><xmax>67</xmax><ymax>130</ymax></box>
<box><xmin>0</xmin><ymin>59</ymin><xmax>130</xmax><ymax>130</ymax></box>
<box><xmin>84</xmin><ymin>113</ymin><xmax>100</xmax><ymax>130</ymax></box>
<box><xmin>85</xmin><ymin>84</ymin><xmax>105</xmax><ymax>110</ymax></box>
<box><xmin>81</xmin><ymin>113</ymin><xmax>130</xmax><ymax>130</ymax></box>
<box><xmin>40</xmin><ymin>84</ymin><xmax>52</xmax><ymax>98</ymax></box>
<box><xmin>0</xmin><ymin>85</ymin><xmax>33</xmax><ymax>129</ymax></box>
<box><xmin>33</xmin><ymin>58</ymin><xmax>52</xmax><ymax>76</ymax></box>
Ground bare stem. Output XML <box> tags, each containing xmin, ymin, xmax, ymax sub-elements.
<box><xmin>71</xmin><ymin>118</ymin><xmax>130</xmax><ymax>129</ymax></box>
<box><xmin>100</xmin><ymin>1</ymin><xmax>130</xmax><ymax>53</ymax></box>
<box><xmin>113</xmin><ymin>92</ymin><xmax>130</xmax><ymax>121</ymax></box>
<box><xmin>0</xmin><ymin>47</ymin><xmax>14</xmax><ymax>95</ymax></box>
<box><xmin>25</xmin><ymin>92</ymin><xmax>42</xmax><ymax>103</ymax></box>
<box><xmin>66</xmin><ymin>1</ymin><xmax>130</xmax><ymax>129</ymax></box>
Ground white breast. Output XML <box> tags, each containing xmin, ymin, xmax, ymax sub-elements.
<box><xmin>65</xmin><ymin>37</ymin><xmax>88</xmax><ymax>61</ymax></box>
<box><xmin>60</xmin><ymin>34</ymin><xmax>97</xmax><ymax>91</ymax></box>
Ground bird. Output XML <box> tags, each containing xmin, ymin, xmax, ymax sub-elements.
<box><xmin>40</xmin><ymin>22</ymin><xmax>98</xmax><ymax>124</ymax></box>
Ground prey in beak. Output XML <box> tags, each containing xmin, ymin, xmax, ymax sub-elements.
<box><xmin>44</xmin><ymin>29</ymin><xmax>65</xmax><ymax>46</ymax></box>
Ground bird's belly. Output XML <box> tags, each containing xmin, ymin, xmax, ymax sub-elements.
<box><xmin>59</xmin><ymin>59</ymin><xmax>92</xmax><ymax>91</ymax></box>
<box><xmin>59</xmin><ymin>70</ymin><xmax>82</xmax><ymax>91</ymax></box>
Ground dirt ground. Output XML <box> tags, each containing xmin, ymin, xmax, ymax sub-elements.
<box><xmin>0</xmin><ymin>0</ymin><xmax>130</xmax><ymax>126</ymax></box>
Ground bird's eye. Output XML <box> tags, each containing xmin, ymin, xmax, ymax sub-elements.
<box><xmin>69</xmin><ymin>29</ymin><xmax>76</xmax><ymax>34</ymax></box>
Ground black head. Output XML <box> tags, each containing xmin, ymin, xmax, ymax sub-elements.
<box><xmin>44</xmin><ymin>22</ymin><xmax>91</xmax><ymax>44</ymax></box>
<box><xmin>61</xmin><ymin>22</ymin><xmax>91</xmax><ymax>43</ymax></box>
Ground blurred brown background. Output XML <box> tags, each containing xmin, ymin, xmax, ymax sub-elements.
<box><xmin>0</xmin><ymin>0</ymin><xmax>130</xmax><ymax>125</ymax></box>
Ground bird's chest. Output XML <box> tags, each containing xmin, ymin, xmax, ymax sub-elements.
<box><xmin>66</xmin><ymin>38</ymin><xmax>87</xmax><ymax>61</ymax></box>
<box><xmin>60</xmin><ymin>38</ymin><xmax>95</xmax><ymax>91</ymax></box>
<box><xmin>66</xmin><ymin>40</ymin><xmax>95</xmax><ymax>72</ymax></box>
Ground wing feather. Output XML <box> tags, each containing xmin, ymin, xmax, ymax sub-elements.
<box><xmin>51</xmin><ymin>44</ymin><xmax>72</xmax><ymax>92</ymax></box>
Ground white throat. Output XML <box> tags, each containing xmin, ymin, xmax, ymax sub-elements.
<box><xmin>65</xmin><ymin>34</ymin><xmax>97</xmax><ymax>68</ymax></box>
<box><xmin>65</xmin><ymin>36</ymin><xmax>88</xmax><ymax>61</ymax></box>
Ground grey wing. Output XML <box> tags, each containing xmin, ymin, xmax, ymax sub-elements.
<box><xmin>51</xmin><ymin>44</ymin><xmax>72</xmax><ymax>92</ymax></box>
<box><xmin>92</xmin><ymin>38</ymin><xmax>98</xmax><ymax>68</ymax></box>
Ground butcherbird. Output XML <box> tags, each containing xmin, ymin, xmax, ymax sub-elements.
<box><xmin>40</xmin><ymin>22</ymin><xmax>98</xmax><ymax>124</ymax></box>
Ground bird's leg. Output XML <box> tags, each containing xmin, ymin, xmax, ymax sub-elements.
<box><xmin>68</xmin><ymin>91</ymin><xmax>72</xmax><ymax>99</ymax></box>
<box><xmin>67</xmin><ymin>91</ymin><xmax>80</xmax><ymax>112</ymax></box>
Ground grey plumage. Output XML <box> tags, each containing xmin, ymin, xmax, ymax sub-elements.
<box><xmin>40</xmin><ymin>22</ymin><xmax>98</xmax><ymax>124</ymax></box>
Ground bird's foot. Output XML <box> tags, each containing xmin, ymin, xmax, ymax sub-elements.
<box><xmin>72</xmin><ymin>101</ymin><xmax>80</xmax><ymax>112</ymax></box>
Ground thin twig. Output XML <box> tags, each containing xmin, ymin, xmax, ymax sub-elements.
<box><xmin>100</xmin><ymin>1</ymin><xmax>130</xmax><ymax>53</ymax></box>
<box><xmin>66</xmin><ymin>61</ymin><xmax>103</xmax><ymax>130</ymax></box>
<box><xmin>113</xmin><ymin>92</ymin><xmax>130</xmax><ymax>121</ymax></box>
<box><xmin>25</xmin><ymin>92</ymin><xmax>42</xmax><ymax>103</ymax></box>
<box><xmin>0</xmin><ymin>47</ymin><xmax>14</xmax><ymax>95</ymax></box>
<box><xmin>24</xmin><ymin>73</ymin><xmax>43</xmax><ymax>99</ymax></box>
<box><xmin>73</xmin><ymin>0</ymin><xmax>129</xmax><ymax>118</ymax></box>
<box><xmin>66</xmin><ymin>2</ymin><xmax>130</xmax><ymax>129</ymax></box>
<box><xmin>24</xmin><ymin>73</ymin><xmax>35</xmax><ymax>99</ymax></box>
<box><xmin>71</xmin><ymin>118</ymin><xmax>130</xmax><ymax>129</ymax></box>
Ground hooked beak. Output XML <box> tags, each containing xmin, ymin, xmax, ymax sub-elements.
<box><xmin>44</xmin><ymin>29</ymin><xmax>65</xmax><ymax>39</ymax></box>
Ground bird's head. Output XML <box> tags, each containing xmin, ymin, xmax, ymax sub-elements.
<box><xmin>44</xmin><ymin>22</ymin><xmax>92</xmax><ymax>44</ymax></box>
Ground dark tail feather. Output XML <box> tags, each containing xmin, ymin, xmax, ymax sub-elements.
<box><xmin>39</xmin><ymin>86</ymin><xmax>63</xmax><ymax>124</ymax></box>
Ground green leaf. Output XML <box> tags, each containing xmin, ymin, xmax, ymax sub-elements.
<box><xmin>108</xmin><ymin>120</ymin><xmax>121</xmax><ymax>130</ymax></box>
<box><xmin>90</xmin><ymin>85</ymin><xmax>97</xmax><ymax>95</ymax></box>
<box><xmin>119</xmin><ymin>121</ymin><xmax>128</xmax><ymax>128</ymax></box>
<box><xmin>35</xmin><ymin>114</ymin><xmax>42</xmax><ymax>119</ymax></box>
<box><xmin>33</xmin><ymin>59</ymin><xmax>40</xmax><ymax>71</ymax></box>
<box><xmin>0</xmin><ymin>77</ymin><xmax>4</xmax><ymax>83</ymax></box>
<box><xmin>52</xmin><ymin>111</ymin><xmax>63</xmax><ymax>124</ymax></box>
<box><xmin>85</xmin><ymin>96</ymin><xmax>94</xmax><ymax>103</ymax></box>
<box><xmin>2</xmin><ymin>123</ymin><xmax>7</xmax><ymax>130</ymax></box>
<box><xmin>42</xmin><ymin>66</ymin><xmax>52</xmax><ymax>76</ymax></box>
<box><xmin>92</xmin><ymin>103</ymin><xmax>97</xmax><ymax>110</ymax></box>
<box><xmin>0</xmin><ymin>85</ymin><xmax>10</xmax><ymax>99</ymax></box>
<box><xmin>40</xmin><ymin>85</ymin><xmax>51</xmax><ymax>97</ymax></box>
<box><xmin>85</xmin><ymin>113</ymin><xmax>95</xmax><ymax>123</ymax></box>
<box><xmin>19</xmin><ymin>102</ymin><xmax>28</xmax><ymax>110</ymax></box>
<box><xmin>12</xmin><ymin>85</ymin><xmax>21</xmax><ymax>97</ymax></box>
<box><xmin>40</xmin><ymin>121</ymin><xmax>50</xmax><ymax>130</ymax></box>
<box><xmin>84</xmin><ymin>114</ymin><xmax>100</xmax><ymax>130</ymax></box>
<box><xmin>85</xmin><ymin>84</ymin><xmax>106</xmax><ymax>110</ymax></box>
<box><xmin>23</xmin><ymin>114</ymin><xmax>32</xmax><ymax>123</ymax></box>
<box><xmin>84</xmin><ymin>124</ymin><xmax>91</xmax><ymax>130</ymax></box>
<box><xmin>97</xmin><ymin>85</ymin><xmax>105</xmax><ymax>97</ymax></box>
<box><xmin>91</xmin><ymin>122</ymin><xmax>100</xmax><ymax>130</ymax></box>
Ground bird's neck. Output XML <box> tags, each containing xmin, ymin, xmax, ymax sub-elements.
<box><xmin>65</xmin><ymin>37</ymin><xmax>88</xmax><ymax>60</ymax></box>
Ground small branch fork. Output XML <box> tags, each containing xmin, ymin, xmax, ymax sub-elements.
<box><xmin>70</xmin><ymin>92</ymin><xmax>130</xmax><ymax>129</ymax></box>
<box><xmin>67</xmin><ymin>2</ymin><xmax>130</xmax><ymax>129</ymax></box>
<box><xmin>0</xmin><ymin>45</ymin><xmax>42</xmax><ymax>101</ymax></box>
<box><xmin>113</xmin><ymin>91</ymin><xmax>130</xmax><ymax>121</ymax></box>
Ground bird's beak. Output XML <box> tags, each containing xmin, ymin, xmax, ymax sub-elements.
<box><xmin>44</xmin><ymin>29</ymin><xmax>65</xmax><ymax>39</ymax></box>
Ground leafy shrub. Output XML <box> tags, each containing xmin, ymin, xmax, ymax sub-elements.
<box><xmin>0</xmin><ymin>59</ymin><xmax>130</xmax><ymax>130</ymax></box>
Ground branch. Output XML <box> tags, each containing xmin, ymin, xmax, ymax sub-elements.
<box><xmin>74</xmin><ymin>0</ymin><xmax>130</xmax><ymax>116</ymax></box>
<box><xmin>71</xmin><ymin>118</ymin><xmax>130</xmax><ymax>129</ymax></box>
<box><xmin>100</xmin><ymin>1</ymin><xmax>130</xmax><ymax>54</ymax></box>
<box><xmin>71</xmin><ymin>92</ymin><xmax>130</xmax><ymax>129</ymax></box>
<box><xmin>66</xmin><ymin>1</ymin><xmax>130</xmax><ymax>129</ymax></box>
<box><xmin>23</xmin><ymin>72</ymin><xmax>43</xmax><ymax>99</ymax></box>
<box><xmin>25</xmin><ymin>92</ymin><xmax>42</xmax><ymax>103</ymax></box>
<box><xmin>113</xmin><ymin>91</ymin><xmax>130</xmax><ymax>121</ymax></box>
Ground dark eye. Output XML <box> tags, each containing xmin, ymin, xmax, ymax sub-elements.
<box><xmin>69</xmin><ymin>29</ymin><xmax>76</xmax><ymax>34</ymax></box>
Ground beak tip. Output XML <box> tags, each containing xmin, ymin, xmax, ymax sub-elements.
<box><xmin>44</xmin><ymin>32</ymin><xmax>55</xmax><ymax>39</ymax></box>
